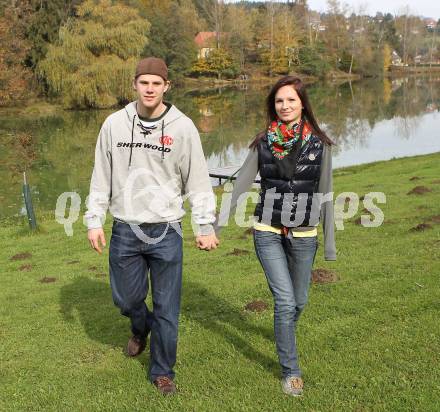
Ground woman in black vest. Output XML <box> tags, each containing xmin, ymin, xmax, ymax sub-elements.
<box><xmin>217</xmin><ymin>76</ymin><xmax>336</xmax><ymax>396</ymax></box>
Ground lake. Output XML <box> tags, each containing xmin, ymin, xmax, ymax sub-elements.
<box><xmin>1</xmin><ymin>76</ymin><xmax>439</xmax><ymax>219</ymax></box>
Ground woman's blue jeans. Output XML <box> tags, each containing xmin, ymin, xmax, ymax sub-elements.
<box><xmin>253</xmin><ymin>229</ymin><xmax>318</xmax><ymax>378</ymax></box>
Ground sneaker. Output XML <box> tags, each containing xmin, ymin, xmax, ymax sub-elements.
<box><xmin>126</xmin><ymin>335</ymin><xmax>146</xmax><ymax>357</ymax></box>
<box><xmin>281</xmin><ymin>376</ymin><xmax>304</xmax><ymax>397</ymax></box>
<box><xmin>153</xmin><ymin>376</ymin><xmax>177</xmax><ymax>395</ymax></box>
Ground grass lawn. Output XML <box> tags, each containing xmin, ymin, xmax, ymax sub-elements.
<box><xmin>1</xmin><ymin>153</ymin><xmax>439</xmax><ymax>411</ymax></box>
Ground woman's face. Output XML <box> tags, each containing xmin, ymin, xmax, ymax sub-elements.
<box><xmin>274</xmin><ymin>85</ymin><xmax>303</xmax><ymax>126</ymax></box>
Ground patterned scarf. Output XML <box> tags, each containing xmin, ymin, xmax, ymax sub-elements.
<box><xmin>267</xmin><ymin>118</ymin><xmax>311</xmax><ymax>160</ymax></box>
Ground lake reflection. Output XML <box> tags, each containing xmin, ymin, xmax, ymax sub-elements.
<box><xmin>1</xmin><ymin>76</ymin><xmax>439</xmax><ymax>218</ymax></box>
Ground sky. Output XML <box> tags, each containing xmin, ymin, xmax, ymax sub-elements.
<box><xmin>307</xmin><ymin>0</ymin><xmax>440</xmax><ymax>19</ymax></box>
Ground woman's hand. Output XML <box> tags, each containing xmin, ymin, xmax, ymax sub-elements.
<box><xmin>195</xmin><ymin>233</ymin><xmax>219</xmax><ymax>251</ymax></box>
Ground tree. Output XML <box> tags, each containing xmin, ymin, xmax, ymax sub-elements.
<box><xmin>394</xmin><ymin>7</ymin><xmax>424</xmax><ymax>65</ymax></box>
<box><xmin>197</xmin><ymin>0</ymin><xmax>226</xmax><ymax>48</ymax></box>
<box><xmin>224</xmin><ymin>5</ymin><xmax>253</xmax><ymax>72</ymax></box>
<box><xmin>37</xmin><ymin>0</ymin><xmax>150</xmax><ymax>108</ymax></box>
<box><xmin>0</xmin><ymin>2</ymin><xmax>32</xmax><ymax>106</ymax></box>
<box><xmin>383</xmin><ymin>43</ymin><xmax>392</xmax><ymax>72</ymax></box>
<box><xmin>25</xmin><ymin>0</ymin><xmax>82</xmax><ymax>69</ymax></box>
<box><xmin>140</xmin><ymin>0</ymin><xmax>200</xmax><ymax>82</ymax></box>
<box><xmin>321</xmin><ymin>0</ymin><xmax>350</xmax><ymax>70</ymax></box>
<box><xmin>255</xmin><ymin>2</ymin><xmax>301</xmax><ymax>75</ymax></box>
<box><xmin>191</xmin><ymin>48</ymin><xmax>238</xmax><ymax>79</ymax></box>
<box><xmin>292</xmin><ymin>0</ymin><xmax>310</xmax><ymax>45</ymax></box>
<box><xmin>297</xmin><ymin>42</ymin><xmax>331</xmax><ymax>76</ymax></box>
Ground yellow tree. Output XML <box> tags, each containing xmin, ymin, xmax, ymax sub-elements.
<box><xmin>38</xmin><ymin>0</ymin><xmax>150</xmax><ymax>108</ymax></box>
<box><xmin>224</xmin><ymin>5</ymin><xmax>253</xmax><ymax>72</ymax></box>
<box><xmin>383</xmin><ymin>43</ymin><xmax>392</xmax><ymax>72</ymax></box>
<box><xmin>257</xmin><ymin>3</ymin><xmax>300</xmax><ymax>75</ymax></box>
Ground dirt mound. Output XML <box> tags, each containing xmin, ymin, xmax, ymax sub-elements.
<box><xmin>428</xmin><ymin>215</ymin><xmax>440</xmax><ymax>224</ymax></box>
<box><xmin>240</xmin><ymin>228</ymin><xmax>253</xmax><ymax>238</ymax></box>
<box><xmin>10</xmin><ymin>252</ymin><xmax>32</xmax><ymax>261</ymax></box>
<box><xmin>384</xmin><ymin>219</ymin><xmax>398</xmax><ymax>224</ymax></box>
<box><xmin>227</xmin><ymin>248</ymin><xmax>250</xmax><ymax>256</ymax></box>
<box><xmin>410</xmin><ymin>223</ymin><xmax>433</xmax><ymax>232</ymax></box>
<box><xmin>19</xmin><ymin>264</ymin><xmax>32</xmax><ymax>272</ymax></box>
<box><xmin>312</xmin><ymin>268</ymin><xmax>338</xmax><ymax>284</ymax></box>
<box><xmin>407</xmin><ymin>186</ymin><xmax>432</xmax><ymax>195</ymax></box>
<box><xmin>39</xmin><ymin>277</ymin><xmax>56</xmax><ymax>283</ymax></box>
<box><xmin>245</xmin><ymin>300</ymin><xmax>268</xmax><ymax>313</ymax></box>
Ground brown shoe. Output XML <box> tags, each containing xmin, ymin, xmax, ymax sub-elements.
<box><xmin>126</xmin><ymin>335</ymin><xmax>146</xmax><ymax>357</ymax></box>
<box><xmin>153</xmin><ymin>376</ymin><xmax>177</xmax><ymax>395</ymax></box>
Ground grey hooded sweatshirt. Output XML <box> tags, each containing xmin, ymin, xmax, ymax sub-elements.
<box><xmin>85</xmin><ymin>101</ymin><xmax>215</xmax><ymax>235</ymax></box>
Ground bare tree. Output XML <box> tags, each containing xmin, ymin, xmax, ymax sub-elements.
<box><xmin>199</xmin><ymin>0</ymin><xmax>226</xmax><ymax>48</ymax></box>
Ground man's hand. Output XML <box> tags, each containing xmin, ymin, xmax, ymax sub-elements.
<box><xmin>196</xmin><ymin>233</ymin><xmax>219</xmax><ymax>251</ymax></box>
<box><xmin>88</xmin><ymin>228</ymin><xmax>106</xmax><ymax>254</ymax></box>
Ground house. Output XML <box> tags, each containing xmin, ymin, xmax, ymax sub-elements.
<box><xmin>308</xmin><ymin>16</ymin><xmax>326</xmax><ymax>32</ymax></box>
<box><xmin>392</xmin><ymin>50</ymin><xmax>403</xmax><ymax>66</ymax></box>
<box><xmin>424</xmin><ymin>18</ymin><xmax>436</xmax><ymax>30</ymax></box>
<box><xmin>194</xmin><ymin>32</ymin><xmax>219</xmax><ymax>59</ymax></box>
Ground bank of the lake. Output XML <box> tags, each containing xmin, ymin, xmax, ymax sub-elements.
<box><xmin>0</xmin><ymin>69</ymin><xmax>433</xmax><ymax>117</ymax></box>
<box><xmin>1</xmin><ymin>70</ymin><xmax>362</xmax><ymax>114</ymax></box>
<box><xmin>1</xmin><ymin>152</ymin><xmax>439</xmax><ymax>411</ymax></box>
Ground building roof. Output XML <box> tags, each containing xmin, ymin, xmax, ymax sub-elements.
<box><xmin>194</xmin><ymin>32</ymin><xmax>219</xmax><ymax>47</ymax></box>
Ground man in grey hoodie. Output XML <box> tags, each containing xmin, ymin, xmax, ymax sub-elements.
<box><xmin>85</xmin><ymin>57</ymin><xmax>219</xmax><ymax>394</ymax></box>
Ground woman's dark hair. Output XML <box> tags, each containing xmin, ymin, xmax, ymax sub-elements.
<box><xmin>250</xmin><ymin>76</ymin><xmax>334</xmax><ymax>148</ymax></box>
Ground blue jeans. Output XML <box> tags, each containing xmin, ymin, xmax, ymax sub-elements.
<box><xmin>253</xmin><ymin>230</ymin><xmax>318</xmax><ymax>378</ymax></box>
<box><xmin>109</xmin><ymin>220</ymin><xmax>183</xmax><ymax>381</ymax></box>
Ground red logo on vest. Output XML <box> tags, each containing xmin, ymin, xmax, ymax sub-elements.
<box><xmin>159</xmin><ymin>136</ymin><xmax>173</xmax><ymax>146</ymax></box>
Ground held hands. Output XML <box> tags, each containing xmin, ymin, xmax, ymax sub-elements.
<box><xmin>88</xmin><ymin>227</ymin><xmax>218</xmax><ymax>253</ymax></box>
<box><xmin>88</xmin><ymin>228</ymin><xmax>106</xmax><ymax>254</ymax></box>
<box><xmin>196</xmin><ymin>233</ymin><xmax>219</xmax><ymax>251</ymax></box>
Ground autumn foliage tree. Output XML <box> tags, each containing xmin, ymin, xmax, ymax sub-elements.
<box><xmin>25</xmin><ymin>0</ymin><xmax>82</xmax><ymax>69</ymax></box>
<box><xmin>259</xmin><ymin>8</ymin><xmax>301</xmax><ymax>75</ymax></box>
<box><xmin>191</xmin><ymin>48</ymin><xmax>238</xmax><ymax>79</ymax></box>
<box><xmin>0</xmin><ymin>3</ymin><xmax>32</xmax><ymax>106</ymax></box>
<box><xmin>37</xmin><ymin>0</ymin><xmax>150</xmax><ymax>108</ymax></box>
<box><xmin>140</xmin><ymin>0</ymin><xmax>200</xmax><ymax>82</ymax></box>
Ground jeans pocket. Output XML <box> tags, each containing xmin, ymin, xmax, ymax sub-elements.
<box><xmin>253</xmin><ymin>230</ymin><xmax>285</xmax><ymax>260</ymax></box>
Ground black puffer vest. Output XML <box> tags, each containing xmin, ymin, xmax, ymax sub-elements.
<box><xmin>254</xmin><ymin>134</ymin><xmax>324</xmax><ymax>228</ymax></box>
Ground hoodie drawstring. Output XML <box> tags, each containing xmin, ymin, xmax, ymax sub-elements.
<box><xmin>128</xmin><ymin>114</ymin><xmax>136</xmax><ymax>168</ymax></box>
<box><xmin>128</xmin><ymin>105</ymin><xmax>167</xmax><ymax>166</ymax></box>
<box><xmin>161</xmin><ymin>120</ymin><xmax>165</xmax><ymax>161</ymax></box>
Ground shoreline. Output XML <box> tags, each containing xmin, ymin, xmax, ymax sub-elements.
<box><xmin>0</xmin><ymin>71</ymin><xmax>437</xmax><ymax>115</ymax></box>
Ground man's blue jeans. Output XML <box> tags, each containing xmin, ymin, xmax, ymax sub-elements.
<box><xmin>253</xmin><ymin>230</ymin><xmax>318</xmax><ymax>378</ymax></box>
<box><xmin>109</xmin><ymin>220</ymin><xmax>183</xmax><ymax>381</ymax></box>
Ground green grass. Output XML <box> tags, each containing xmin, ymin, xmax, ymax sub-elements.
<box><xmin>1</xmin><ymin>153</ymin><xmax>440</xmax><ymax>411</ymax></box>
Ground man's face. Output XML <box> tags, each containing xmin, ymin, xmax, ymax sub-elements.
<box><xmin>133</xmin><ymin>74</ymin><xmax>170</xmax><ymax>110</ymax></box>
